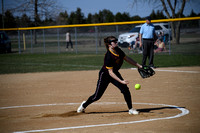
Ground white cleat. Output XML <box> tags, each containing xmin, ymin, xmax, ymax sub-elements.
<box><xmin>129</xmin><ymin>108</ymin><xmax>139</xmax><ymax>115</ymax></box>
<box><xmin>77</xmin><ymin>101</ymin><xmax>86</xmax><ymax>113</ymax></box>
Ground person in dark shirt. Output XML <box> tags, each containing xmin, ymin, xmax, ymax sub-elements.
<box><xmin>77</xmin><ymin>36</ymin><xmax>142</xmax><ymax>115</ymax></box>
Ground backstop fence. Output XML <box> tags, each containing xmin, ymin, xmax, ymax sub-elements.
<box><xmin>0</xmin><ymin>17</ymin><xmax>200</xmax><ymax>55</ymax></box>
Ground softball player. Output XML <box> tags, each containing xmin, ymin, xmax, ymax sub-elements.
<box><xmin>77</xmin><ymin>36</ymin><xmax>142</xmax><ymax>115</ymax></box>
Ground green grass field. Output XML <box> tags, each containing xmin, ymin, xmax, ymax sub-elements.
<box><xmin>0</xmin><ymin>53</ymin><xmax>199</xmax><ymax>74</ymax></box>
<box><xmin>1</xmin><ymin>32</ymin><xmax>200</xmax><ymax>74</ymax></box>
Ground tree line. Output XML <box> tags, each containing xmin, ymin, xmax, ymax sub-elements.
<box><xmin>1</xmin><ymin>7</ymin><xmax>199</xmax><ymax>29</ymax></box>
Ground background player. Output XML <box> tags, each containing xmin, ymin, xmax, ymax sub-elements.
<box><xmin>66</xmin><ymin>32</ymin><xmax>73</xmax><ymax>51</ymax></box>
<box><xmin>77</xmin><ymin>36</ymin><xmax>142</xmax><ymax>115</ymax></box>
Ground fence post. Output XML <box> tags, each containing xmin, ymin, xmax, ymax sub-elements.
<box><xmin>43</xmin><ymin>29</ymin><xmax>46</xmax><ymax>54</ymax></box>
<box><xmin>116</xmin><ymin>25</ymin><xmax>119</xmax><ymax>37</ymax></box>
<box><xmin>74</xmin><ymin>27</ymin><xmax>78</xmax><ymax>54</ymax></box>
<box><xmin>30</xmin><ymin>30</ymin><xmax>33</xmax><ymax>53</ymax></box>
<box><xmin>57</xmin><ymin>28</ymin><xmax>60</xmax><ymax>54</ymax></box>
<box><xmin>168</xmin><ymin>22</ymin><xmax>171</xmax><ymax>55</ymax></box>
<box><xmin>23</xmin><ymin>33</ymin><xmax>26</xmax><ymax>51</ymax></box>
<box><xmin>95</xmin><ymin>26</ymin><xmax>98</xmax><ymax>54</ymax></box>
<box><xmin>18</xmin><ymin>30</ymin><xmax>21</xmax><ymax>54</ymax></box>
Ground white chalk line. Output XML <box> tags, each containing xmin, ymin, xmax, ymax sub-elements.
<box><xmin>0</xmin><ymin>102</ymin><xmax>189</xmax><ymax>133</ymax></box>
<box><xmin>131</xmin><ymin>68</ymin><xmax>200</xmax><ymax>73</ymax></box>
<box><xmin>0</xmin><ymin>103</ymin><xmax>78</xmax><ymax>110</ymax></box>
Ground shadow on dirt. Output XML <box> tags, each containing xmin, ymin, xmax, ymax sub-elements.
<box><xmin>37</xmin><ymin>106</ymin><xmax>185</xmax><ymax>118</ymax></box>
<box><xmin>137</xmin><ymin>106</ymin><xmax>185</xmax><ymax>113</ymax></box>
<box><xmin>87</xmin><ymin>106</ymin><xmax>184</xmax><ymax>114</ymax></box>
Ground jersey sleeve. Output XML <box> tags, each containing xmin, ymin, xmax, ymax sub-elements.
<box><xmin>140</xmin><ymin>25</ymin><xmax>144</xmax><ymax>34</ymax></box>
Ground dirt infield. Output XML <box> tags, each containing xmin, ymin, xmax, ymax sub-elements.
<box><xmin>0</xmin><ymin>67</ymin><xmax>200</xmax><ymax>133</ymax></box>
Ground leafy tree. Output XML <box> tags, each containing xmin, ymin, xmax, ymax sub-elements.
<box><xmin>92</xmin><ymin>13</ymin><xmax>100</xmax><ymax>23</ymax></box>
<box><xmin>74</xmin><ymin>8</ymin><xmax>85</xmax><ymax>24</ymax></box>
<box><xmin>57</xmin><ymin>11</ymin><xmax>69</xmax><ymax>25</ymax></box>
<box><xmin>41</xmin><ymin>18</ymin><xmax>54</xmax><ymax>26</ymax></box>
<box><xmin>4</xmin><ymin>10</ymin><xmax>16</xmax><ymax>28</ymax></box>
<box><xmin>189</xmin><ymin>9</ymin><xmax>197</xmax><ymax>17</ymax></box>
<box><xmin>121</xmin><ymin>12</ymin><xmax>131</xmax><ymax>21</ymax></box>
<box><xmin>150</xmin><ymin>10</ymin><xmax>157</xmax><ymax>20</ymax></box>
<box><xmin>68</xmin><ymin>12</ymin><xmax>76</xmax><ymax>24</ymax></box>
<box><xmin>150</xmin><ymin>10</ymin><xmax>166</xmax><ymax>20</ymax></box>
<box><xmin>101</xmin><ymin>9</ymin><xmax>114</xmax><ymax>22</ymax></box>
<box><xmin>20</xmin><ymin>14</ymin><xmax>32</xmax><ymax>27</ymax></box>
<box><xmin>68</xmin><ymin>8</ymin><xmax>85</xmax><ymax>24</ymax></box>
<box><xmin>86</xmin><ymin>13</ymin><xmax>93</xmax><ymax>24</ymax></box>
<box><xmin>156</xmin><ymin>10</ymin><xmax>166</xmax><ymax>19</ymax></box>
<box><xmin>115</xmin><ymin>12</ymin><xmax>123</xmax><ymax>22</ymax></box>
<box><xmin>131</xmin><ymin>15</ymin><xmax>141</xmax><ymax>21</ymax></box>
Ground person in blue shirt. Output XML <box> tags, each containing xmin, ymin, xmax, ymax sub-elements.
<box><xmin>139</xmin><ymin>16</ymin><xmax>157</xmax><ymax>68</ymax></box>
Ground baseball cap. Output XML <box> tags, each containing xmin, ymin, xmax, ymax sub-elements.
<box><xmin>146</xmin><ymin>16</ymin><xmax>151</xmax><ymax>21</ymax></box>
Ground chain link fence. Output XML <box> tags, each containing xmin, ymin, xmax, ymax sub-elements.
<box><xmin>3</xmin><ymin>17</ymin><xmax>200</xmax><ymax>55</ymax></box>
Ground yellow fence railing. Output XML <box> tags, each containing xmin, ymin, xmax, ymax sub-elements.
<box><xmin>0</xmin><ymin>16</ymin><xmax>200</xmax><ymax>31</ymax></box>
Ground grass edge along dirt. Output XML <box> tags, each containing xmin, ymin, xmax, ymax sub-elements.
<box><xmin>0</xmin><ymin>53</ymin><xmax>199</xmax><ymax>74</ymax></box>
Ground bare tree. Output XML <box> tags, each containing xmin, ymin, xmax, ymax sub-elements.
<box><xmin>10</xmin><ymin>0</ymin><xmax>60</xmax><ymax>20</ymax></box>
<box><xmin>9</xmin><ymin>0</ymin><xmax>61</xmax><ymax>44</ymax></box>
<box><xmin>132</xmin><ymin>0</ymin><xmax>188</xmax><ymax>44</ymax></box>
<box><xmin>160</xmin><ymin>0</ymin><xmax>186</xmax><ymax>44</ymax></box>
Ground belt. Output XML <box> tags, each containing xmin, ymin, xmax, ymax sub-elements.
<box><xmin>143</xmin><ymin>38</ymin><xmax>154</xmax><ymax>41</ymax></box>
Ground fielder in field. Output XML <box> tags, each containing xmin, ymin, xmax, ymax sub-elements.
<box><xmin>66</xmin><ymin>32</ymin><xmax>73</xmax><ymax>51</ymax></box>
<box><xmin>77</xmin><ymin>36</ymin><xmax>142</xmax><ymax>115</ymax></box>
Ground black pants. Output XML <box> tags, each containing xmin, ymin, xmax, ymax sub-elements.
<box><xmin>142</xmin><ymin>39</ymin><xmax>154</xmax><ymax>66</ymax></box>
<box><xmin>83</xmin><ymin>69</ymin><xmax>133</xmax><ymax>110</ymax></box>
<box><xmin>66</xmin><ymin>41</ymin><xmax>73</xmax><ymax>48</ymax></box>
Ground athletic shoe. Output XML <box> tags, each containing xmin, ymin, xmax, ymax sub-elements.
<box><xmin>77</xmin><ymin>101</ymin><xmax>86</xmax><ymax>113</ymax></box>
<box><xmin>149</xmin><ymin>64</ymin><xmax>157</xmax><ymax>69</ymax></box>
<box><xmin>129</xmin><ymin>108</ymin><xmax>139</xmax><ymax>115</ymax></box>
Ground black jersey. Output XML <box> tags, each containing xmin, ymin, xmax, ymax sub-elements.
<box><xmin>102</xmin><ymin>47</ymin><xmax>125</xmax><ymax>72</ymax></box>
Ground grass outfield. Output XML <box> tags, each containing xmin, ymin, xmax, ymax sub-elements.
<box><xmin>0</xmin><ymin>53</ymin><xmax>199</xmax><ymax>74</ymax></box>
